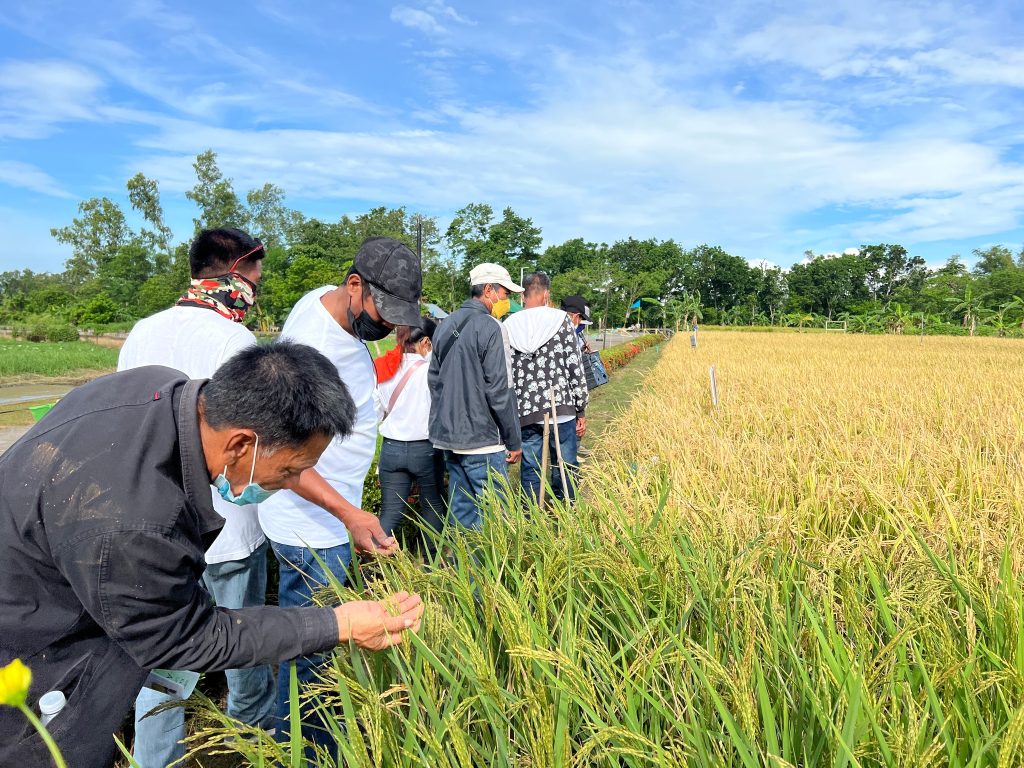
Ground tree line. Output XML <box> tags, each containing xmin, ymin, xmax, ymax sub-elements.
<box><xmin>2</xmin><ymin>150</ymin><xmax>1023</xmax><ymax>338</ymax></box>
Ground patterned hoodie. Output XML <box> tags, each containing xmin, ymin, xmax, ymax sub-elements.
<box><xmin>504</xmin><ymin>306</ymin><xmax>589</xmax><ymax>427</ymax></box>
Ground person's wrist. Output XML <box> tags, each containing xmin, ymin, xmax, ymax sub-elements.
<box><xmin>334</xmin><ymin>605</ymin><xmax>351</xmax><ymax>643</ymax></box>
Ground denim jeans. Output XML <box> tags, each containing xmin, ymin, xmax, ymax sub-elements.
<box><xmin>444</xmin><ymin>450</ymin><xmax>510</xmax><ymax>530</ymax></box>
<box><xmin>378</xmin><ymin>438</ymin><xmax>446</xmax><ymax>557</ymax></box>
<box><xmin>133</xmin><ymin>541</ymin><xmax>273</xmax><ymax>768</ymax></box>
<box><xmin>520</xmin><ymin>419</ymin><xmax>580</xmax><ymax>504</ymax></box>
<box><xmin>269</xmin><ymin>540</ymin><xmax>352</xmax><ymax>757</ymax></box>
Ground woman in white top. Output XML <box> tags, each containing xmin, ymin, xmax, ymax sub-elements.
<box><xmin>373</xmin><ymin>317</ymin><xmax>445</xmax><ymax>557</ymax></box>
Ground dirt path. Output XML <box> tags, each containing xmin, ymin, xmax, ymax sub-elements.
<box><xmin>0</xmin><ymin>425</ymin><xmax>30</xmax><ymax>456</ymax></box>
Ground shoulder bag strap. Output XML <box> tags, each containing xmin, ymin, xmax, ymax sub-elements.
<box><xmin>383</xmin><ymin>359</ymin><xmax>427</xmax><ymax>419</ymax></box>
<box><xmin>436</xmin><ymin>314</ymin><xmax>475</xmax><ymax>368</ymax></box>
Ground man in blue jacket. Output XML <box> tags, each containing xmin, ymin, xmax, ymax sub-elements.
<box><xmin>428</xmin><ymin>262</ymin><xmax>523</xmax><ymax>529</ymax></box>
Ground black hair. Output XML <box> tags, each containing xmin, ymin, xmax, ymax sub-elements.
<box><xmin>522</xmin><ymin>271</ymin><xmax>550</xmax><ymax>298</ymax></box>
<box><xmin>401</xmin><ymin>316</ymin><xmax>437</xmax><ymax>352</ymax></box>
<box><xmin>202</xmin><ymin>341</ymin><xmax>355</xmax><ymax>449</ymax></box>
<box><xmin>189</xmin><ymin>228</ymin><xmax>264</xmax><ymax>278</ymax></box>
<box><xmin>470</xmin><ymin>283</ymin><xmax>500</xmax><ymax>298</ymax></box>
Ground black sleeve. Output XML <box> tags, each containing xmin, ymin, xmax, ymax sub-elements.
<box><xmin>52</xmin><ymin>528</ymin><xmax>338</xmax><ymax>671</ymax></box>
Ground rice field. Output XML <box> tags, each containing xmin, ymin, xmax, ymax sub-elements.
<box><xmin>194</xmin><ymin>331</ymin><xmax>1024</xmax><ymax>767</ymax></box>
<box><xmin>0</xmin><ymin>338</ymin><xmax>119</xmax><ymax>378</ymax></box>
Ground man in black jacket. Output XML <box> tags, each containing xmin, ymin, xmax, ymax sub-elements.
<box><xmin>0</xmin><ymin>342</ymin><xmax>423</xmax><ymax>768</ymax></box>
<box><xmin>428</xmin><ymin>262</ymin><xmax>523</xmax><ymax>530</ymax></box>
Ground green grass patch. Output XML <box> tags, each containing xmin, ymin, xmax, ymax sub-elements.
<box><xmin>0</xmin><ymin>338</ymin><xmax>119</xmax><ymax>378</ymax></box>
<box><xmin>585</xmin><ymin>342</ymin><xmax>665</xmax><ymax>444</ymax></box>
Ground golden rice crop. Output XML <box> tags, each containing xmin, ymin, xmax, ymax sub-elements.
<box><xmin>589</xmin><ymin>331</ymin><xmax>1024</xmax><ymax>565</ymax></box>
<box><xmin>193</xmin><ymin>331</ymin><xmax>1024</xmax><ymax>767</ymax></box>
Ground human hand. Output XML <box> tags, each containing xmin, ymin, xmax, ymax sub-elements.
<box><xmin>334</xmin><ymin>591</ymin><xmax>424</xmax><ymax>650</ymax></box>
<box><xmin>506</xmin><ymin>449</ymin><xmax>522</xmax><ymax>464</ymax></box>
<box><xmin>576</xmin><ymin>416</ymin><xmax>587</xmax><ymax>438</ymax></box>
<box><xmin>347</xmin><ymin>508</ymin><xmax>399</xmax><ymax>556</ymax></box>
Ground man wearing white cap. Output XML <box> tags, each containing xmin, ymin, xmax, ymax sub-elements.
<box><xmin>428</xmin><ymin>263</ymin><xmax>524</xmax><ymax>529</ymax></box>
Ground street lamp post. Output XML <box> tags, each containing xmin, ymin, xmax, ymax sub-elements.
<box><xmin>600</xmin><ymin>277</ymin><xmax>613</xmax><ymax>350</ymax></box>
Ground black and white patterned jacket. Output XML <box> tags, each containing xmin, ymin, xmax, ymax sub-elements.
<box><xmin>504</xmin><ymin>306</ymin><xmax>589</xmax><ymax>427</ymax></box>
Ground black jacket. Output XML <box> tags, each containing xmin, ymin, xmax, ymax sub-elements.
<box><xmin>0</xmin><ymin>367</ymin><xmax>338</xmax><ymax>768</ymax></box>
<box><xmin>428</xmin><ymin>299</ymin><xmax>522</xmax><ymax>452</ymax></box>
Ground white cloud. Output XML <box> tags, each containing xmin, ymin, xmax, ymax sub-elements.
<box><xmin>425</xmin><ymin>1</ymin><xmax>475</xmax><ymax>25</ymax></box>
<box><xmin>0</xmin><ymin>60</ymin><xmax>103</xmax><ymax>138</ymax></box>
<box><xmin>108</xmin><ymin>47</ymin><xmax>1022</xmax><ymax>265</ymax></box>
<box><xmin>0</xmin><ymin>162</ymin><xmax>72</xmax><ymax>198</ymax></box>
<box><xmin>391</xmin><ymin>5</ymin><xmax>445</xmax><ymax>34</ymax></box>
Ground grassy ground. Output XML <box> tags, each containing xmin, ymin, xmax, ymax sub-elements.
<box><xmin>0</xmin><ymin>338</ymin><xmax>119</xmax><ymax>378</ymax></box>
<box><xmin>582</xmin><ymin>341</ymin><xmax>665</xmax><ymax>445</ymax></box>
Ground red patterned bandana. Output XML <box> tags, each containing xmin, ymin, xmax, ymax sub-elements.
<box><xmin>177</xmin><ymin>273</ymin><xmax>257</xmax><ymax>322</ymax></box>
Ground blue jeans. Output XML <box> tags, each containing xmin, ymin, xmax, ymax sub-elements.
<box><xmin>521</xmin><ymin>419</ymin><xmax>580</xmax><ymax>504</ymax></box>
<box><xmin>269</xmin><ymin>540</ymin><xmax>352</xmax><ymax>757</ymax></box>
<box><xmin>378</xmin><ymin>438</ymin><xmax>446</xmax><ymax>557</ymax></box>
<box><xmin>444</xmin><ymin>450</ymin><xmax>510</xmax><ymax>530</ymax></box>
<box><xmin>133</xmin><ymin>541</ymin><xmax>273</xmax><ymax>768</ymax></box>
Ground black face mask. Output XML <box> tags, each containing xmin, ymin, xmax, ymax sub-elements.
<box><xmin>348</xmin><ymin>307</ymin><xmax>392</xmax><ymax>342</ymax></box>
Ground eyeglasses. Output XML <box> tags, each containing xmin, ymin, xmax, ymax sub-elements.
<box><xmin>228</xmin><ymin>243</ymin><xmax>266</xmax><ymax>274</ymax></box>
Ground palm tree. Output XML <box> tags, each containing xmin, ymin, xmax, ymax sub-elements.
<box><xmin>680</xmin><ymin>290</ymin><xmax>703</xmax><ymax>330</ymax></box>
<box><xmin>946</xmin><ymin>286</ymin><xmax>990</xmax><ymax>337</ymax></box>
<box><xmin>991</xmin><ymin>304</ymin><xmax>1012</xmax><ymax>337</ymax></box>
<box><xmin>884</xmin><ymin>303</ymin><xmax>913</xmax><ymax>335</ymax></box>
<box><xmin>1005</xmin><ymin>295</ymin><xmax>1024</xmax><ymax>332</ymax></box>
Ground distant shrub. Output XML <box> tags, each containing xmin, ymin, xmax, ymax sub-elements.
<box><xmin>12</xmin><ymin>315</ymin><xmax>80</xmax><ymax>343</ymax></box>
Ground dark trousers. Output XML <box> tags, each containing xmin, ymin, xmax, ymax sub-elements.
<box><xmin>378</xmin><ymin>438</ymin><xmax>447</xmax><ymax>557</ymax></box>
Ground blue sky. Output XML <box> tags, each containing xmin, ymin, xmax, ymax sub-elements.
<box><xmin>1</xmin><ymin>0</ymin><xmax>1022</xmax><ymax>273</ymax></box>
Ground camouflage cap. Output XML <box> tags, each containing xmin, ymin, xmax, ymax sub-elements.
<box><xmin>352</xmin><ymin>237</ymin><xmax>423</xmax><ymax>326</ymax></box>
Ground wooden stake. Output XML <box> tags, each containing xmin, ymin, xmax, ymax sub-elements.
<box><xmin>539</xmin><ymin>413</ymin><xmax>550</xmax><ymax>509</ymax></box>
<box><xmin>550</xmin><ymin>388</ymin><xmax>571</xmax><ymax>502</ymax></box>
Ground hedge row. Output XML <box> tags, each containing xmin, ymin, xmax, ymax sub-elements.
<box><xmin>10</xmin><ymin>315</ymin><xmax>80</xmax><ymax>343</ymax></box>
<box><xmin>598</xmin><ymin>333</ymin><xmax>664</xmax><ymax>372</ymax></box>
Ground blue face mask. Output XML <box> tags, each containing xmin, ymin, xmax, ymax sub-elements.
<box><xmin>213</xmin><ymin>433</ymin><xmax>278</xmax><ymax>506</ymax></box>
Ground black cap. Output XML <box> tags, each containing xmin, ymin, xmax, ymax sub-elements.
<box><xmin>352</xmin><ymin>237</ymin><xmax>422</xmax><ymax>326</ymax></box>
<box><xmin>560</xmin><ymin>295</ymin><xmax>593</xmax><ymax>325</ymax></box>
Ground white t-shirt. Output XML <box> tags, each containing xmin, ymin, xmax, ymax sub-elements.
<box><xmin>117</xmin><ymin>305</ymin><xmax>265</xmax><ymax>564</ymax></box>
<box><xmin>374</xmin><ymin>353</ymin><xmax>432</xmax><ymax>441</ymax></box>
<box><xmin>258</xmin><ymin>286</ymin><xmax>378</xmax><ymax>548</ymax></box>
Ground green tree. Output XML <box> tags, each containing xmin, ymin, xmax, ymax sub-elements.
<box><xmin>445</xmin><ymin>203</ymin><xmax>495</xmax><ymax>266</ymax></box>
<box><xmin>51</xmin><ymin>198</ymin><xmax>132</xmax><ymax>285</ymax></box>
<box><xmin>972</xmin><ymin>245</ymin><xmax>1015</xmax><ymax>275</ymax></box>
<box><xmin>687</xmin><ymin>245</ymin><xmax>755</xmax><ymax>316</ymax></box>
<box><xmin>126</xmin><ymin>172</ymin><xmax>173</xmax><ymax>267</ymax></box>
<box><xmin>754</xmin><ymin>265</ymin><xmax>788</xmax><ymax>324</ymax></box>
<box><xmin>246</xmin><ymin>183</ymin><xmax>298</xmax><ymax>249</ymax></box>
<box><xmin>861</xmin><ymin>243</ymin><xmax>926</xmax><ymax>303</ymax></box>
<box><xmin>186</xmin><ymin>150</ymin><xmax>249</xmax><ymax>233</ymax></box>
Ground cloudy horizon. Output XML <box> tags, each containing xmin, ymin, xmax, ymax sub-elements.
<box><xmin>0</xmin><ymin>0</ymin><xmax>1021</xmax><ymax>273</ymax></box>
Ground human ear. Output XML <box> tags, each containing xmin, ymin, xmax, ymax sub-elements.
<box><xmin>222</xmin><ymin>430</ymin><xmax>256</xmax><ymax>464</ymax></box>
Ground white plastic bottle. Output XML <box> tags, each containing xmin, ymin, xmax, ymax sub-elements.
<box><xmin>38</xmin><ymin>690</ymin><xmax>66</xmax><ymax>727</ymax></box>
